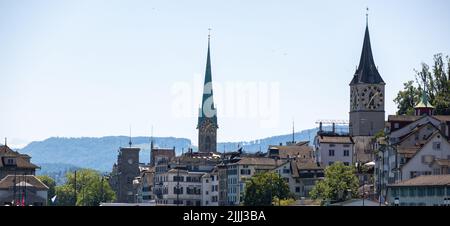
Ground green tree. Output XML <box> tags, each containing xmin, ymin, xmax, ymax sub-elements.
<box><xmin>36</xmin><ymin>175</ymin><xmax>56</xmax><ymax>205</ymax></box>
<box><xmin>55</xmin><ymin>184</ymin><xmax>76</xmax><ymax>206</ymax></box>
<box><xmin>309</xmin><ymin>162</ymin><xmax>359</xmax><ymax>204</ymax></box>
<box><xmin>394</xmin><ymin>53</ymin><xmax>450</xmax><ymax>115</ymax></box>
<box><xmin>243</xmin><ymin>172</ymin><xmax>292</xmax><ymax>206</ymax></box>
<box><xmin>54</xmin><ymin>169</ymin><xmax>115</xmax><ymax>206</ymax></box>
<box><xmin>394</xmin><ymin>81</ymin><xmax>420</xmax><ymax>115</ymax></box>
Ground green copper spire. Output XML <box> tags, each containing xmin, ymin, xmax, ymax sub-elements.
<box><xmin>415</xmin><ymin>83</ymin><xmax>434</xmax><ymax>109</ymax></box>
<box><xmin>198</xmin><ymin>30</ymin><xmax>217</xmax><ymax>128</ymax></box>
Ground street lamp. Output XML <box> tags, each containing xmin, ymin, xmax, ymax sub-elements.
<box><xmin>394</xmin><ymin>197</ymin><xmax>399</xmax><ymax>206</ymax></box>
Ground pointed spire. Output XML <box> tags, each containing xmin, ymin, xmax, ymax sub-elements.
<box><xmin>415</xmin><ymin>76</ymin><xmax>434</xmax><ymax>115</ymax></box>
<box><xmin>4</xmin><ymin>137</ymin><xmax>6</xmax><ymax>146</ymax></box>
<box><xmin>350</xmin><ymin>9</ymin><xmax>384</xmax><ymax>85</ymax></box>
<box><xmin>198</xmin><ymin>28</ymin><xmax>218</xmax><ymax>128</ymax></box>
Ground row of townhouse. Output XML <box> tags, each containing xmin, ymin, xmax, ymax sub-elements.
<box><xmin>374</xmin><ymin>97</ymin><xmax>450</xmax><ymax>205</ymax></box>
<box><xmin>153</xmin><ymin>151</ymin><xmax>220</xmax><ymax>206</ymax></box>
<box><xmin>129</xmin><ymin>141</ymin><xmax>326</xmax><ymax>206</ymax></box>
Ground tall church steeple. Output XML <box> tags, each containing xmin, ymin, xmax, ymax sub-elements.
<box><xmin>197</xmin><ymin>29</ymin><xmax>218</xmax><ymax>153</ymax></box>
<box><xmin>350</xmin><ymin>16</ymin><xmax>384</xmax><ymax>85</ymax></box>
<box><xmin>349</xmin><ymin>11</ymin><xmax>386</xmax><ymax>137</ymax></box>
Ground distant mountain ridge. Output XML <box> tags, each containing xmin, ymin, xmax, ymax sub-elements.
<box><xmin>20</xmin><ymin>136</ymin><xmax>192</xmax><ymax>172</ymax></box>
<box><xmin>36</xmin><ymin>163</ymin><xmax>82</xmax><ymax>185</ymax></box>
<box><xmin>19</xmin><ymin>125</ymin><xmax>348</xmax><ymax>173</ymax></box>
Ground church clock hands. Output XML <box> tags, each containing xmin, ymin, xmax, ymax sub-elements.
<box><xmin>363</xmin><ymin>86</ymin><xmax>383</xmax><ymax>110</ymax></box>
<box><xmin>367</xmin><ymin>91</ymin><xmax>378</xmax><ymax>109</ymax></box>
<box><xmin>201</xmin><ymin>120</ymin><xmax>216</xmax><ymax>134</ymax></box>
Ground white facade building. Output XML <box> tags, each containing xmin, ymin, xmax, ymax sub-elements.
<box><xmin>387</xmin><ymin>175</ymin><xmax>450</xmax><ymax>206</ymax></box>
<box><xmin>201</xmin><ymin>169</ymin><xmax>219</xmax><ymax>206</ymax></box>
<box><xmin>314</xmin><ymin>134</ymin><xmax>354</xmax><ymax>167</ymax></box>
<box><xmin>155</xmin><ymin>168</ymin><xmax>204</xmax><ymax>206</ymax></box>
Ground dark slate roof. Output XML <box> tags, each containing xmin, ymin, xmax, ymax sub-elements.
<box><xmin>197</xmin><ymin>38</ymin><xmax>218</xmax><ymax>128</ymax></box>
<box><xmin>388</xmin><ymin>115</ymin><xmax>422</xmax><ymax>122</ymax></box>
<box><xmin>387</xmin><ymin>115</ymin><xmax>450</xmax><ymax>123</ymax></box>
<box><xmin>350</xmin><ymin>25</ymin><xmax>384</xmax><ymax>85</ymax></box>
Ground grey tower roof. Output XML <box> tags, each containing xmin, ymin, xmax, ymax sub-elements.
<box><xmin>350</xmin><ymin>25</ymin><xmax>384</xmax><ymax>85</ymax></box>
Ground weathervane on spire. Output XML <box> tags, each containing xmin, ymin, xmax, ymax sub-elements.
<box><xmin>208</xmin><ymin>28</ymin><xmax>212</xmax><ymax>41</ymax></box>
<box><xmin>366</xmin><ymin>7</ymin><xmax>369</xmax><ymax>26</ymax></box>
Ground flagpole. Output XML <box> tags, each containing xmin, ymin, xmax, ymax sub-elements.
<box><xmin>13</xmin><ymin>169</ymin><xmax>16</xmax><ymax>206</ymax></box>
<box><xmin>74</xmin><ymin>170</ymin><xmax>77</xmax><ymax>206</ymax></box>
<box><xmin>24</xmin><ymin>173</ymin><xmax>27</xmax><ymax>206</ymax></box>
<box><xmin>19</xmin><ymin>174</ymin><xmax>22</xmax><ymax>206</ymax></box>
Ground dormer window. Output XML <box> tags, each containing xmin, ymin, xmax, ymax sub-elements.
<box><xmin>5</xmin><ymin>158</ymin><xmax>16</xmax><ymax>166</ymax></box>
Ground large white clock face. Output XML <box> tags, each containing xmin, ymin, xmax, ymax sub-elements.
<box><xmin>361</xmin><ymin>86</ymin><xmax>383</xmax><ymax>110</ymax></box>
<box><xmin>128</xmin><ymin>158</ymin><xmax>133</xmax><ymax>164</ymax></box>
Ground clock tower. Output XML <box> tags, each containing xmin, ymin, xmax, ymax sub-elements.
<box><xmin>197</xmin><ymin>32</ymin><xmax>218</xmax><ymax>153</ymax></box>
<box><xmin>349</xmin><ymin>20</ymin><xmax>385</xmax><ymax>137</ymax></box>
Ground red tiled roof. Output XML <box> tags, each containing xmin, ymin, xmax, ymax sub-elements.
<box><xmin>318</xmin><ymin>135</ymin><xmax>353</xmax><ymax>144</ymax></box>
<box><xmin>0</xmin><ymin>145</ymin><xmax>39</xmax><ymax>169</ymax></box>
<box><xmin>268</xmin><ymin>144</ymin><xmax>313</xmax><ymax>159</ymax></box>
<box><xmin>0</xmin><ymin>175</ymin><xmax>49</xmax><ymax>190</ymax></box>
<box><xmin>236</xmin><ymin>157</ymin><xmax>285</xmax><ymax>166</ymax></box>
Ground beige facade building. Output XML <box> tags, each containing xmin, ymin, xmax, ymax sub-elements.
<box><xmin>273</xmin><ymin>159</ymin><xmax>324</xmax><ymax>198</ymax></box>
<box><xmin>226</xmin><ymin>157</ymin><xmax>284</xmax><ymax>205</ymax></box>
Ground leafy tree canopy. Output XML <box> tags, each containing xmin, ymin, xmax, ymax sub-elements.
<box><xmin>394</xmin><ymin>53</ymin><xmax>450</xmax><ymax>115</ymax></box>
<box><xmin>54</xmin><ymin>169</ymin><xmax>115</xmax><ymax>206</ymax></box>
<box><xmin>309</xmin><ymin>162</ymin><xmax>359</xmax><ymax>204</ymax></box>
<box><xmin>243</xmin><ymin>171</ymin><xmax>292</xmax><ymax>206</ymax></box>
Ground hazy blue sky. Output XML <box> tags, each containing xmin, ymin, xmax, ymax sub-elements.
<box><xmin>1</xmin><ymin>0</ymin><xmax>449</xmax><ymax>148</ymax></box>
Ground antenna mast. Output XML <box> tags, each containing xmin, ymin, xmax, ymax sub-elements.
<box><xmin>128</xmin><ymin>125</ymin><xmax>132</xmax><ymax>147</ymax></box>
